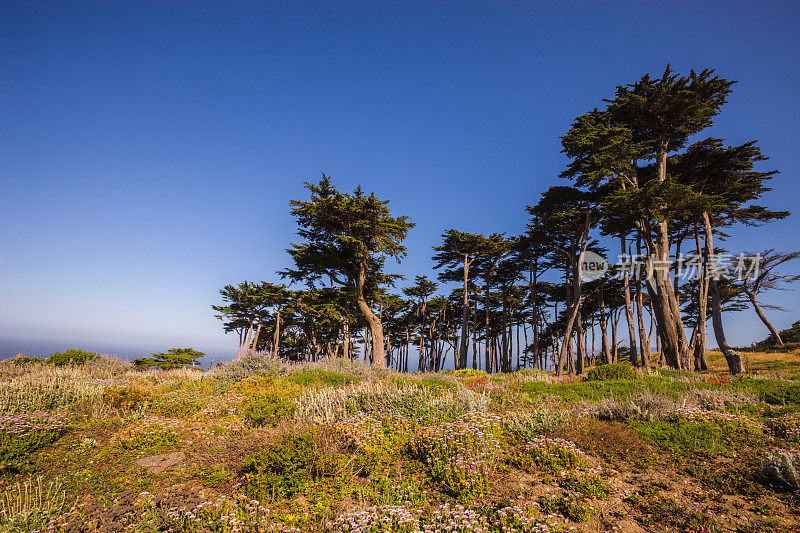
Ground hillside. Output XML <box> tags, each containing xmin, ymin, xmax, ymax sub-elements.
<box><xmin>0</xmin><ymin>351</ymin><xmax>799</xmax><ymax>532</ymax></box>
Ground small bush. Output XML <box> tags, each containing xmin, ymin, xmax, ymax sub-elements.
<box><xmin>0</xmin><ymin>412</ymin><xmax>67</xmax><ymax>471</ymax></box>
<box><xmin>763</xmin><ymin>451</ymin><xmax>800</xmax><ymax>491</ymax></box>
<box><xmin>586</xmin><ymin>363</ymin><xmax>637</xmax><ymax>381</ymax></box>
<box><xmin>596</xmin><ymin>392</ymin><xmax>677</xmax><ymax>421</ymax></box>
<box><xmin>241</xmin><ymin>380</ymin><xmax>299</xmax><ymax>427</ymax></box>
<box><xmin>196</xmin><ymin>464</ymin><xmax>233</xmax><ymax>487</ymax></box>
<box><xmin>117</xmin><ymin>418</ymin><xmax>180</xmax><ymax>451</ymax></box>
<box><xmin>283</xmin><ymin>369</ymin><xmax>356</xmax><ymax>388</ymax></box>
<box><xmin>46</xmin><ymin>349</ymin><xmax>97</xmax><ymax>367</ymax></box>
<box><xmin>451</xmin><ymin>369</ymin><xmax>486</xmax><ymax>378</ymax></box>
<box><xmin>511</xmin><ymin>436</ymin><xmax>586</xmax><ymax>473</ymax></box>
<box><xmin>504</xmin><ymin>407</ymin><xmax>565</xmax><ymax>440</ymax></box>
<box><xmin>413</xmin><ymin>412</ymin><xmax>502</xmax><ymax>500</ymax></box>
<box><xmin>103</xmin><ymin>385</ymin><xmax>152</xmax><ymax>411</ymax></box>
<box><xmin>560</xmin><ymin>473</ymin><xmax>607</xmax><ymax>498</ymax></box>
<box><xmin>242</xmin><ymin>430</ymin><xmax>316</xmax><ymax>500</ymax></box>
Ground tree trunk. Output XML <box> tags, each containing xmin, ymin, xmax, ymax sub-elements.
<box><xmin>745</xmin><ymin>290</ymin><xmax>784</xmax><ymax>346</ymax></box>
<box><xmin>621</xmin><ymin>235</ymin><xmax>638</xmax><ymax>366</ymax></box>
<box><xmin>459</xmin><ymin>255</ymin><xmax>471</xmax><ymax>369</ymax></box>
<box><xmin>556</xmin><ymin>212</ymin><xmax>591</xmax><ymax>376</ymax></box>
<box><xmin>599</xmin><ymin>281</ymin><xmax>610</xmax><ymax>364</ymax></box>
<box><xmin>701</xmin><ymin>212</ymin><xmax>745</xmax><ymax>374</ymax></box>
<box><xmin>692</xmin><ymin>225</ymin><xmax>708</xmax><ymax>371</ymax></box>
<box><xmin>356</xmin><ymin>260</ymin><xmax>386</xmax><ymax>367</ymax></box>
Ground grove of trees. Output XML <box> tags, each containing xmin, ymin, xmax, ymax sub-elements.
<box><xmin>213</xmin><ymin>66</ymin><xmax>796</xmax><ymax>375</ymax></box>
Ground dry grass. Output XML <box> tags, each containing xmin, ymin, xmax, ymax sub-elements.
<box><xmin>706</xmin><ymin>348</ymin><xmax>800</xmax><ymax>376</ymax></box>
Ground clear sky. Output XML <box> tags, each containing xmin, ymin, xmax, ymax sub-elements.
<box><xmin>1</xmin><ymin>1</ymin><xmax>798</xmax><ymax>355</ymax></box>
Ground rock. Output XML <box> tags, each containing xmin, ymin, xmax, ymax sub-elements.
<box><xmin>134</xmin><ymin>452</ymin><xmax>186</xmax><ymax>474</ymax></box>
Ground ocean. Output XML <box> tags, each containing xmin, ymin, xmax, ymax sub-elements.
<box><xmin>0</xmin><ymin>336</ymin><xmax>235</xmax><ymax>367</ymax></box>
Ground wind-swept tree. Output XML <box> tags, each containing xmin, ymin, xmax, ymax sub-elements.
<box><xmin>283</xmin><ymin>174</ymin><xmax>414</xmax><ymax>367</ymax></box>
<box><xmin>739</xmin><ymin>249</ymin><xmax>800</xmax><ymax>346</ymax></box>
<box><xmin>433</xmin><ymin>230</ymin><xmax>508</xmax><ymax>369</ymax></box>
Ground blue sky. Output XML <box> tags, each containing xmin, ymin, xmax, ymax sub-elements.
<box><xmin>1</xmin><ymin>1</ymin><xmax>798</xmax><ymax>355</ymax></box>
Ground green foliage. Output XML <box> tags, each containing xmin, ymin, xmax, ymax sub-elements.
<box><xmin>633</xmin><ymin>418</ymin><xmax>763</xmax><ymax>455</ymax></box>
<box><xmin>46</xmin><ymin>349</ymin><xmax>96</xmax><ymax>367</ymax></box>
<box><xmin>586</xmin><ymin>363</ymin><xmax>637</xmax><ymax>381</ymax></box>
<box><xmin>733</xmin><ymin>378</ymin><xmax>800</xmax><ymax>405</ymax></box>
<box><xmin>132</xmin><ymin>348</ymin><xmax>205</xmax><ymax>370</ymax></box>
<box><xmin>241</xmin><ymin>379</ymin><xmax>299</xmax><ymax>427</ymax></box>
<box><xmin>118</xmin><ymin>421</ymin><xmax>179</xmax><ymax>451</ymax></box>
<box><xmin>537</xmin><ymin>494</ymin><xmax>596</xmax><ymax>522</ymax></box>
<box><xmin>196</xmin><ymin>464</ymin><xmax>233</xmax><ymax>487</ymax></box>
<box><xmin>283</xmin><ymin>369</ymin><xmax>356</xmax><ymax>388</ymax></box>
<box><xmin>3</xmin><ymin>355</ymin><xmax>44</xmax><ymax>366</ymax></box>
<box><xmin>102</xmin><ymin>385</ymin><xmax>152</xmax><ymax>410</ymax></box>
<box><xmin>0</xmin><ymin>412</ymin><xmax>67</xmax><ymax>471</ymax></box>
<box><xmin>511</xmin><ymin>437</ymin><xmax>586</xmax><ymax>473</ymax></box>
<box><xmin>451</xmin><ymin>368</ymin><xmax>487</xmax><ymax>378</ymax></box>
<box><xmin>397</xmin><ymin>377</ymin><xmax>457</xmax><ymax>392</ymax></box>
<box><xmin>559</xmin><ymin>473</ymin><xmax>607</xmax><ymax>499</ymax></box>
<box><xmin>242</xmin><ymin>430</ymin><xmax>316</xmax><ymax>500</ymax></box>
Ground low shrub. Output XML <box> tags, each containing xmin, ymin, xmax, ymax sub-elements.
<box><xmin>196</xmin><ymin>464</ymin><xmax>233</xmax><ymax>487</ymax></box>
<box><xmin>537</xmin><ymin>493</ymin><xmax>596</xmax><ymax>522</ymax></box>
<box><xmin>241</xmin><ymin>380</ymin><xmax>299</xmax><ymax>427</ymax></box>
<box><xmin>596</xmin><ymin>392</ymin><xmax>678</xmax><ymax>421</ymax></box>
<box><xmin>559</xmin><ymin>473</ymin><xmax>607</xmax><ymax>498</ymax></box>
<box><xmin>413</xmin><ymin>412</ymin><xmax>502</xmax><ymax>499</ymax></box>
<box><xmin>511</xmin><ymin>436</ymin><xmax>586</xmax><ymax>473</ymax></box>
<box><xmin>102</xmin><ymin>385</ymin><xmax>152</xmax><ymax>411</ymax></box>
<box><xmin>117</xmin><ymin>417</ymin><xmax>180</xmax><ymax>451</ymax></box>
<box><xmin>586</xmin><ymin>363</ymin><xmax>637</xmax><ymax>381</ymax></box>
<box><xmin>0</xmin><ymin>412</ymin><xmax>68</xmax><ymax>471</ymax></box>
<box><xmin>283</xmin><ymin>369</ymin><xmax>357</xmax><ymax>388</ymax></box>
<box><xmin>504</xmin><ymin>407</ymin><xmax>565</xmax><ymax>441</ymax></box>
<box><xmin>337</xmin><ymin>412</ymin><xmax>412</xmax><ymax>473</ymax></box>
<box><xmin>242</xmin><ymin>430</ymin><xmax>316</xmax><ymax>500</ymax></box>
<box><xmin>451</xmin><ymin>369</ymin><xmax>486</xmax><ymax>378</ymax></box>
<box><xmin>46</xmin><ymin>349</ymin><xmax>97</xmax><ymax>367</ymax></box>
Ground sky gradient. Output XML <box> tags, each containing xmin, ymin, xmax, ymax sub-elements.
<box><xmin>1</xmin><ymin>1</ymin><xmax>798</xmax><ymax>357</ymax></box>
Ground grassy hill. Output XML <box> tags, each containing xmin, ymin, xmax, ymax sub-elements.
<box><xmin>0</xmin><ymin>351</ymin><xmax>799</xmax><ymax>532</ymax></box>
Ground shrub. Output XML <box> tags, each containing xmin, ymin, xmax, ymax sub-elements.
<box><xmin>683</xmin><ymin>388</ymin><xmax>760</xmax><ymax>411</ymax></box>
<box><xmin>451</xmin><ymin>369</ymin><xmax>486</xmax><ymax>378</ymax></box>
<box><xmin>283</xmin><ymin>369</ymin><xmax>357</xmax><ymax>388</ymax></box>
<box><xmin>413</xmin><ymin>412</ymin><xmax>502</xmax><ymax>500</ymax></box>
<box><xmin>0</xmin><ymin>412</ymin><xmax>68</xmax><ymax>471</ymax></box>
<box><xmin>596</xmin><ymin>392</ymin><xmax>678</xmax><ymax>421</ymax></box>
<box><xmin>560</xmin><ymin>473</ymin><xmax>607</xmax><ymax>498</ymax></box>
<box><xmin>117</xmin><ymin>417</ymin><xmax>180</xmax><ymax>451</ymax></box>
<box><xmin>337</xmin><ymin>412</ymin><xmax>412</xmax><ymax>473</ymax></box>
<box><xmin>196</xmin><ymin>464</ymin><xmax>233</xmax><ymax>487</ymax></box>
<box><xmin>211</xmin><ymin>352</ymin><xmax>285</xmax><ymax>383</ymax></box>
<box><xmin>241</xmin><ymin>380</ymin><xmax>300</xmax><ymax>427</ymax></box>
<box><xmin>504</xmin><ymin>407</ymin><xmax>565</xmax><ymax>440</ymax></box>
<box><xmin>242</xmin><ymin>430</ymin><xmax>316</xmax><ymax>500</ymax></box>
<box><xmin>511</xmin><ymin>436</ymin><xmax>586</xmax><ymax>473</ymax></box>
<box><xmin>103</xmin><ymin>385</ymin><xmax>152</xmax><ymax>411</ymax></box>
<box><xmin>537</xmin><ymin>493</ymin><xmax>596</xmax><ymax>522</ymax></box>
<box><xmin>586</xmin><ymin>363</ymin><xmax>637</xmax><ymax>381</ymax></box>
<box><xmin>46</xmin><ymin>349</ymin><xmax>97</xmax><ymax>367</ymax></box>
<box><xmin>763</xmin><ymin>451</ymin><xmax>800</xmax><ymax>491</ymax></box>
